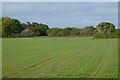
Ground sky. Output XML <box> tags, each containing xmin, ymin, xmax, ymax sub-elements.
<box><xmin>1</xmin><ymin>0</ymin><xmax>119</xmax><ymax>2</ymax></box>
<box><xmin>2</xmin><ymin>2</ymin><xmax>118</xmax><ymax>28</ymax></box>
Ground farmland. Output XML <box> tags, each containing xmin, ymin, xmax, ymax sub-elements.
<box><xmin>2</xmin><ymin>37</ymin><xmax>118</xmax><ymax>78</ymax></box>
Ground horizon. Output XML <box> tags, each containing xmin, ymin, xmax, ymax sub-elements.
<box><xmin>2</xmin><ymin>2</ymin><xmax>118</xmax><ymax>28</ymax></box>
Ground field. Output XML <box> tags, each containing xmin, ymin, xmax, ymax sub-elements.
<box><xmin>2</xmin><ymin>37</ymin><xmax>118</xmax><ymax>78</ymax></box>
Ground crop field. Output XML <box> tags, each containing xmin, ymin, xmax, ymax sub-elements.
<box><xmin>2</xmin><ymin>37</ymin><xmax>118</xmax><ymax>78</ymax></box>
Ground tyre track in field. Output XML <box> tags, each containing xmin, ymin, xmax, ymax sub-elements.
<box><xmin>4</xmin><ymin>43</ymin><xmax>67</xmax><ymax>78</ymax></box>
<box><xmin>66</xmin><ymin>43</ymin><xmax>105</xmax><ymax>78</ymax></box>
<box><xmin>93</xmin><ymin>64</ymin><xmax>105</xmax><ymax>78</ymax></box>
<box><xmin>91</xmin><ymin>40</ymin><xmax>114</xmax><ymax>78</ymax></box>
<box><xmin>4</xmin><ymin>43</ymin><xmax>50</xmax><ymax>58</ymax></box>
<box><xmin>59</xmin><ymin>41</ymin><xmax>103</xmax><ymax>78</ymax></box>
<box><xmin>5</xmin><ymin>49</ymin><xmax>68</xmax><ymax>78</ymax></box>
<box><xmin>6</xmin><ymin>40</ymin><xmax>93</xmax><ymax>78</ymax></box>
<box><xmin>111</xmin><ymin>66</ymin><xmax>115</xmax><ymax>78</ymax></box>
<box><xmin>35</xmin><ymin>41</ymin><xmax>99</xmax><ymax>78</ymax></box>
<box><xmin>36</xmin><ymin>39</ymin><xmax>117</xmax><ymax>78</ymax></box>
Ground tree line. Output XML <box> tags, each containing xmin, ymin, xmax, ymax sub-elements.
<box><xmin>1</xmin><ymin>17</ymin><xmax>120</xmax><ymax>38</ymax></box>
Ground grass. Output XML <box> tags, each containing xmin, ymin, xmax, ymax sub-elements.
<box><xmin>2</xmin><ymin>37</ymin><xmax>118</xmax><ymax>78</ymax></box>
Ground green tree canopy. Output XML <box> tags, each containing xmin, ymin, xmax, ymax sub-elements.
<box><xmin>1</xmin><ymin>16</ymin><xmax>118</xmax><ymax>38</ymax></box>
<box><xmin>81</xmin><ymin>26</ymin><xmax>94</xmax><ymax>36</ymax></box>
<box><xmin>70</xmin><ymin>27</ymin><xmax>81</xmax><ymax>36</ymax></box>
<box><xmin>2</xmin><ymin>17</ymin><xmax>23</xmax><ymax>37</ymax></box>
<box><xmin>61</xmin><ymin>27</ymin><xmax>72</xmax><ymax>36</ymax></box>
<box><xmin>96</xmin><ymin>22</ymin><xmax>115</xmax><ymax>33</ymax></box>
<box><xmin>47</xmin><ymin>27</ymin><xmax>62</xmax><ymax>37</ymax></box>
<box><xmin>21</xmin><ymin>22</ymin><xmax>49</xmax><ymax>36</ymax></box>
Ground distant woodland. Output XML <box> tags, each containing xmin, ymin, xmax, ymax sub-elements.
<box><xmin>1</xmin><ymin>17</ymin><xmax>120</xmax><ymax>38</ymax></box>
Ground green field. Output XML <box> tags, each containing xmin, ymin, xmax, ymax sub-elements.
<box><xmin>2</xmin><ymin>37</ymin><xmax>118</xmax><ymax>78</ymax></box>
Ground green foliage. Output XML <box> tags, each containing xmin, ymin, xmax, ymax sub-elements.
<box><xmin>93</xmin><ymin>22</ymin><xmax>117</xmax><ymax>38</ymax></box>
<box><xmin>1</xmin><ymin>17</ymin><xmax>118</xmax><ymax>38</ymax></box>
<box><xmin>22</xmin><ymin>22</ymin><xmax>49</xmax><ymax>36</ymax></box>
<box><xmin>70</xmin><ymin>27</ymin><xmax>81</xmax><ymax>36</ymax></box>
<box><xmin>93</xmin><ymin>32</ymin><xmax>119</xmax><ymax>39</ymax></box>
<box><xmin>1</xmin><ymin>17</ymin><xmax>49</xmax><ymax>37</ymax></box>
<box><xmin>81</xmin><ymin>26</ymin><xmax>94</xmax><ymax>36</ymax></box>
<box><xmin>61</xmin><ymin>27</ymin><xmax>72</xmax><ymax>36</ymax></box>
<box><xmin>96</xmin><ymin>22</ymin><xmax>115</xmax><ymax>33</ymax></box>
<box><xmin>2</xmin><ymin>17</ymin><xmax>23</xmax><ymax>37</ymax></box>
<box><xmin>35</xmin><ymin>23</ymin><xmax>49</xmax><ymax>36</ymax></box>
<box><xmin>47</xmin><ymin>27</ymin><xmax>62</xmax><ymax>37</ymax></box>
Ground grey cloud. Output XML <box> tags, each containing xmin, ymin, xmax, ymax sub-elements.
<box><xmin>2</xmin><ymin>2</ymin><xmax>118</xmax><ymax>28</ymax></box>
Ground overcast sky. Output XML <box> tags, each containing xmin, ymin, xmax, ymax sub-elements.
<box><xmin>2</xmin><ymin>2</ymin><xmax>118</xmax><ymax>28</ymax></box>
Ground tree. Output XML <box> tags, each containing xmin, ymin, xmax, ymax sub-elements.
<box><xmin>47</xmin><ymin>27</ymin><xmax>62</xmax><ymax>37</ymax></box>
<box><xmin>96</xmin><ymin>22</ymin><xmax>115</xmax><ymax>33</ymax></box>
<box><xmin>21</xmin><ymin>27</ymin><xmax>34</xmax><ymax>37</ymax></box>
<box><xmin>61</xmin><ymin>27</ymin><xmax>72</xmax><ymax>36</ymax></box>
<box><xmin>70</xmin><ymin>27</ymin><xmax>81</xmax><ymax>36</ymax></box>
<box><xmin>93</xmin><ymin>22</ymin><xmax>116</xmax><ymax>38</ymax></box>
<box><xmin>1</xmin><ymin>16</ymin><xmax>118</xmax><ymax>38</ymax></box>
<box><xmin>31</xmin><ymin>23</ymin><xmax>49</xmax><ymax>36</ymax></box>
<box><xmin>2</xmin><ymin>17</ymin><xmax>23</xmax><ymax>37</ymax></box>
<box><xmin>21</xmin><ymin>23</ymin><xmax>27</xmax><ymax>29</ymax></box>
<box><xmin>36</xmin><ymin>23</ymin><xmax>49</xmax><ymax>36</ymax></box>
<box><xmin>81</xmin><ymin>26</ymin><xmax>94</xmax><ymax>36</ymax></box>
<box><xmin>21</xmin><ymin>22</ymin><xmax>49</xmax><ymax>36</ymax></box>
<box><xmin>31</xmin><ymin>22</ymin><xmax>39</xmax><ymax>27</ymax></box>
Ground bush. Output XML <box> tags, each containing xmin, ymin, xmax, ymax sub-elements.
<box><xmin>93</xmin><ymin>33</ymin><xmax>119</xmax><ymax>39</ymax></box>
